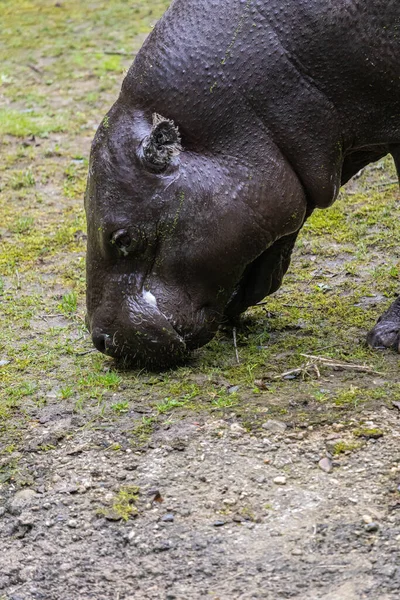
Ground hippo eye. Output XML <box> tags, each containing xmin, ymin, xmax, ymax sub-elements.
<box><xmin>110</xmin><ymin>229</ymin><xmax>132</xmax><ymax>254</ymax></box>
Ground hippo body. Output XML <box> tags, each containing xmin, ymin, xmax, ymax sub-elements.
<box><xmin>85</xmin><ymin>0</ymin><xmax>400</xmax><ymax>367</ymax></box>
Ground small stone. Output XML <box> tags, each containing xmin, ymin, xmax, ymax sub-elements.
<box><xmin>365</xmin><ymin>522</ymin><xmax>379</xmax><ymax>533</ymax></box>
<box><xmin>67</xmin><ymin>519</ymin><xmax>78</xmax><ymax>528</ymax></box>
<box><xmin>230</xmin><ymin>423</ymin><xmax>246</xmax><ymax>436</ymax></box>
<box><xmin>0</xmin><ymin>360</ymin><xmax>10</xmax><ymax>367</ymax></box>
<box><xmin>326</xmin><ymin>439</ymin><xmax>344</xmax><ymax>454</ymax></box>
<box><xmin>362</xmin><ymin>515</ymin><xmax>373</xmax><ymax>524</ymax></box>
<box><xmin>127</xmin><ymin>530</ymin><xmax>137</xmax><ymax>543</ymax></box>
<box><xmin>103</xmin><ymin>510</ymin><xmax>123</xmax><ymax>522</ymax></box>
<box><xmin>161</xmin><ymin>513</ymin><xmax>174</xmax><ymax>522</ymax></box>
<box><xmin>273</xmin><ymin>476</ymin><xmax>287</xmax><ymax>485</ymax></box>
<box><xmin>318</xmin><ymin>457</ymin><xmax>333</xmax><ymax>473</ymax></box>
<box><xmin>332</xmin><ymin>423</ymin><xmax>345</xmax><ymax>431</ymax></box>
<box><xmin>66</xmin><ymin>444</ymin><xmax>86</xmax><ymax>455</ymax></box>
<box><xmin>222</xmin><ymin>498</ymin><xmax>236</xmax><ymax>506</ymax></box>
<box><xmin>262</xmin><ymin>420</ymin><xmax>287</xmax><ymax>434</ymax></box>
<box><xmin>8</xmin><ymin>489</ymin><xmax>38</xmax><ymax>515</ymax></box>
<box><xmin>213</xmin><ymin>520</ymin><xmax>226</xmax><ymax>527</ymax></box>
<box><xmin>292</xmin><ymin>548</ymin><xmax>303</xmax><ymax>556</ymax></box>
<box><xmin>233</xmin><ymin>514</ymin><xmax>244</xmax><ymax>523</ymax></box>
<box><xmin>18</xmin><ymin>511</ymin><xmax>35</xmax><ymax>526</ymax></box>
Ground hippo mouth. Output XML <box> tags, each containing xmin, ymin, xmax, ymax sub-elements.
<box><xmin>86</xmin><ymin>285</ymin><xmax>223</xmax><ymax>369</ymax></box>
<box><xmin>90</xmin><ymin>318</ymin><xmax>189</xmax><ymax>369</ymax></box>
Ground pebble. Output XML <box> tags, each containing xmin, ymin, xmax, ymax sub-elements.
<box><xmin>326</xmin><ymin>439</ymin><xmax>343</xmax><ymax>454</ymax></box>
<box><xmin>213</xmin><ymin>520</ymin><xmax>226</xmax><ymax>527</ymax></box>
<box><xmin>262</xmin><ymin>420</ymin><xmax>287</xmax><ymax>434</ymax></box>
<box><xmin>362</xmin><ymin>515</ymin><xmax>373</xmax><ymax>524</ymax></box>
<box><xmin>8</xmin><ymin>489</ymin><xmax>38</xmax><ymax>515</ymax></box>
<box><xmin>365</xmin><ymin>522</ymin><xmax>379</xmax><ymax>533</ymax></box>
<box><xmin>273</xmin><ymin>476</ymin><xmax>287</xmax><ymax>485</ymax></box>
<box><xmin>326</xmin><ymin>433</ymin><xmax>341</xmax><ymax>440</ymax></box>
<box><xmin>67</xmin><ymin>519</ymin><xmax>78</xmax><ymax>528</ymax></box>
<box><xmin>333</xmin><ymin>423</ymin><xmax>345</xmax><ymax>431</ymax></box>
<box><xmin>318</xmin><ymin>457</ymin><xmax>333</xmax><ymax>473</ymax></box>
<box><xmin>18</xmin><ymin>511</ymin><xmax>35</xmax><ymax>526</ymax></box>
<box><xmin>161</xmin><ymin>513</ymin><xmax>174</xmax><ymax>522</ymax></box>
<box><xmin>104</xmin><ymin>510</ymin><xmax>123</xmax><ymax>521</ymax></box>
<box><xmin>230</xmin><ymin>423</ymin><xmax>246</xmax><ymax>436</ymax></box>
<box><xmin>222</xmin><ymin>498</ymin><xmax>236</xmax><ymax>506</ymax></box>
<box><xmin>292</xmin><ymin>548</ymin><xmax>303</xmax><ymax>556</ymax></box>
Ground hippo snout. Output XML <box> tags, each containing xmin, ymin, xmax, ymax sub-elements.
<box><xmin>88</xmin><ymin>297</ymin><xmax>190</xmax><ymax>368</ymax></box>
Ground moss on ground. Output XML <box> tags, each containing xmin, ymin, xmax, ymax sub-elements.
<box><xmin>1</xmin><ymin>1</ymin><xmax>400</xmax><ymax>454</ymax></box>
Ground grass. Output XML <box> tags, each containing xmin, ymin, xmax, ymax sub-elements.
<box><xmin>1</xmin><ymin>0</ymin><xmax>400</xmax><ymax>456</ymax></box>
<box><xmin>0</xmin><ymin>108</ymin><xmax>66</xmax><ymax>137</ymax></box>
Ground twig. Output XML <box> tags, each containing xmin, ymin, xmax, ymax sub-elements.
<box><xmin>300</xmin><ymin>354</ymin><xmax>381</xmax><ymax>374</ymax></box>
<box><xmin>104</xmin><ymin>50</ymin><xmax>136</xmax><ymax>56</ymax></box>
<box><xmin>275</xmin><ymin>362</ymin><xmax>320</xmax><ymax>380</ymax></box>
<box><xmin>376</xmin><ymin>180</ymin><xmax>398</xmax><ymax>188</ymax></box>
<box><xmin>232</xmin><ymin>327</ymin><xmax>240</xmax><ymax>364</ymax></box>
<box><xmin>75</xmin><ymin>349</ymin><xmax>96</xmax><ymax>356</ymax></box>
<box><xmin>27</xmin><ymin>63</ymin><xmax>42</xmax><ymax>74</ymax></box>
<box><xmin>275</xmin><ymin>352</ymin><xmax>379</xmax><ymax>381</ymax></box>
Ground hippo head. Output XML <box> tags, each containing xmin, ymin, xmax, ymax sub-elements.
<box><xmin>85</xmin><ymin>105</ymin><xmax>306</xmax><ymax>368</ymax></box>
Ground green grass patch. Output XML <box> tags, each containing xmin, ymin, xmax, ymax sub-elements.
<box><xmin>0</xmin><ymin>108</ymin><xmax>65</xmax><ymax>137</ymax></box>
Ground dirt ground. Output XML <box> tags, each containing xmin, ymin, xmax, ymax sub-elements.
<box><xmin>1</xmin><ymin>2</ymin><xmax>400</xmax><ymax>599</ymax></box>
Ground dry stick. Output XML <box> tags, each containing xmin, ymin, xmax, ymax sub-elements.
<box><xmin>300</xmin><ymin>353</ymin><xmax>381</xmax><ymax>374</ymax></box>
<box><xmin>232</xmin><ymin>327</ymin><xmax>240</xmax><ymax>364</ymax></box>
<box><xmin>275</xmin><ymin>362</ymin><xmax>320</xmax><ymax>380</ymax></box>
<box><xmin>27</xmin><ymin>63</ymin><xmax>42</xmax><ymax>74</ymax></box>
<box><xmin>104</xmin><ymin>51</ymin><xmax>136</xmax><ymax>56</ymax></box>
<box><xmin>275</xmin><ymin>352</ymin><xmax>379</xmax><ymax>380</ymax></box>
<box><xmin>376</xmin><ymin>180</ymin><xmax>398</xmax><ymax>188</ymax></box>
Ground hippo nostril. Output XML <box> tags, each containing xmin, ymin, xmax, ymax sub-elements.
<box><xmin>92</xmin><ymin>331</ymin><xmax>110</xmax><ymax>354</ymax></box>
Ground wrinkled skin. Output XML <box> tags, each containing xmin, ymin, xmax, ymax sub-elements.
<box><xmin>85</xmin><ymin>0</ymin><xmax>400</xmax><ymax>368</ymax></box>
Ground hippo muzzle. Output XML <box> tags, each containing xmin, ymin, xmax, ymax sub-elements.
<box><xmin>87</xmin><ymin>283</ymin><xmax>220</xmax><ymax>368</ymax></box>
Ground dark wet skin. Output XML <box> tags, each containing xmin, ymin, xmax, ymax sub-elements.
<box><xmin>85</xmin><ymin>0</ymin><xmax>400</xmax><ymax>369</ymax></box>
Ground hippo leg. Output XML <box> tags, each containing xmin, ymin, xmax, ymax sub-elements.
<box><xmin>367</xmin><ymin>297</ymin><xmax>400</xmax><ymax>351</ymax></box>
<box><xmin>367</xmin><ymin>145</ymin><xmax>400</xmax><ymax>351</ymax></box>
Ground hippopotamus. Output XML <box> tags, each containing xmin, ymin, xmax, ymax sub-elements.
<box><xmin>85</xmin><ymin>0</ymin><xmax>400</xmax><ymax>368</ymax></box>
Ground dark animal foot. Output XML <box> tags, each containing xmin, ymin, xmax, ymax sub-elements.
<box><xmin>367</xmin><ymin>297</ymin><xmax>400</xmax><ymax>351</ymax></box>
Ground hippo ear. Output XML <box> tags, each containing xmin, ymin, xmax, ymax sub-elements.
<box><xmin>139</xmin><ymin>113</ymin><xmax>182</xmax><ymax>172</ymax></box>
